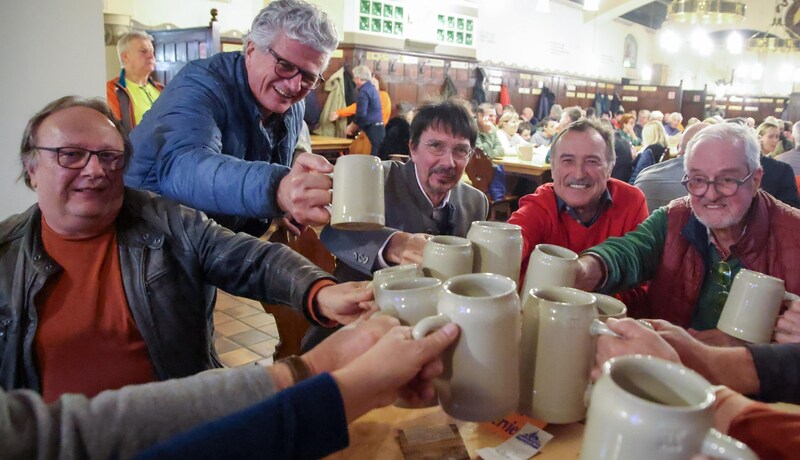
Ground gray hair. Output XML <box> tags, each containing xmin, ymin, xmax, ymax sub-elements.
<box><xmin>650</xmin><ymin>110</ymin><xmax>664</xmax><ymax>122</ymax></box>
<box><xmin>684</xmin><ymin>122</ymin><xmax>761</xmax><ymax>174</ymax></box>
<box><xmin>243</xmin><ymin>0</ymin><xmax>338</xmax><ymax>62</ymax></box>
<box><xmin>116</xmin><ymin>30</ymin><xmax>154</xmax><ymax>66</ymax></box>
<box><xmin>792</xmin><ymin>121</ymin><xmax>800</xmax><ymax>147</ymax></box>
<box><xmin>352</xmin><ymin>65</ymin><xmax>372</xmax><ymax>81</ymax></box>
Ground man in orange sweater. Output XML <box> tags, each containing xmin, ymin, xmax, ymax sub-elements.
<box><xmin>508</xmin><ymin>119</ymin><xmax>648</xmax><ymax>305</ymax></box>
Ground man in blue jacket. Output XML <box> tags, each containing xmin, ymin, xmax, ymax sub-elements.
<box><xmin>125</xmin><ymin>0</ymin><xmax>338</xmax><ymax>236</ymax></box>
<box><xmin>347</xmin><ymin>65</ymin><xmax>385</xmax><ymax>157</ymax></box>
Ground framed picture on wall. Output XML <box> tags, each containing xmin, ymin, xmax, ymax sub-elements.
<box><xmin>623</xmin><ymin>34</ymin><xmax>637</xmax><ymax>69</ymax></box>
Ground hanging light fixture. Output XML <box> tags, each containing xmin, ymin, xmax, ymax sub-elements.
<box><xmin>746</xmin><ymin>1</ymin><xmax>800</xmax><ymax>53</ymax></box>
<box><xmin>666</xmin><ymin>0</ymin><xmax>746</xmax><ymax>25</ymax></box>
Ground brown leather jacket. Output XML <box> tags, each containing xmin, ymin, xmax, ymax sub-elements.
<box><xmin>0</xmin><ymin>188</ymin><xmax>332</xmax><ymax>391</ymax></box>
<box><xmin>647</xmin><ymin>190</ymin><xmax>800</xmax><ymax>325</ymax></box>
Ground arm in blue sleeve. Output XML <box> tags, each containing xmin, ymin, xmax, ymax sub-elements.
<box><xmin>586</xmin><ymin>207</ymin><xmax>668</xmax><ymax>294</ymax></box>
<box><xmin>133</xmin><ymin>373</ymin><xmax>349</xmax><ymax>460</ymax></box>
<box><xmin>320</xmin><ymin>224</ymin><xmax>397</xmax><ymax>275</ymax></box>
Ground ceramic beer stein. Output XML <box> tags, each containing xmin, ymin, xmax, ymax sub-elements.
<box><xmin>329</xmin><ymin>155</ymin><xmax>384</xmax><ymax>230</ymax></box>
<box><xmin>520</xmin><ymin>244</ymin><xmax>578</xmax><ymax>304</ymax></box>
<box><xmin>371</xmin><ymin>263</ymin><xmax>423</xmax><ymax>298</ymax></box>
<box><xmin>422</xmin><ymin>235</ymin><xmax>474</xmax><ymax>282</ymax></box>
<box><xmin>466</xmin><ymin>221</ymin><xmax>523</xmax><ymax>283</ymax></box>
<box><xmin>374</xmin><ymin>277</ymin><xmax>441</xmax><ymax>326</ymax></box>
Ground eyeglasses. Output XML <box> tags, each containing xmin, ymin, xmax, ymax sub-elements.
<box><xmin>680</xmin><ymin>170</ymin><xmax>755</xmax><ymax>197</ymax></box>
<box><xmin>33</xmin><ymin>146</ymin><xmax>127</xmax><ymax>171</ymax></box>
<box><xmin>422</xmin><ymin>140</ymin><xmax>474</xmax><ymax>160</ymax></box>
<box><xmin>710</xmin><ymin>260</ymin><xmax>732</xmax><ymax>315</ymax></box>
<box><xmin>267</xmin><ymin>48</ymin><xmax>324</xmax><ymax>90</ymax></box>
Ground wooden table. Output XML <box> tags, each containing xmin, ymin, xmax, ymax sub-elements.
<box><xmin>311</xmin><ymin>135</ymin><xmax>353</xmax><ymax>162</ymax></box>
<box><xmin>326</xmin><ymin>405</ymin><xmax>583</xmax><ymax>459</ymax></box>
<box><xmin>495</xmin><ymin>157</ymin><xmax>551</xmax><ymax>179</ymax></box>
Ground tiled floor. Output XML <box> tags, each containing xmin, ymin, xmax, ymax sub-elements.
<box><xmin>213</xmin><ymin>290</ymin><xmax>279</xmax><ymax>368</ymax></box>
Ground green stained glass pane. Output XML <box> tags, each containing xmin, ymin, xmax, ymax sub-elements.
<box><xmin>371</xmin><ymin>18</ymin><xmax>381</xmax><ymax>32</ymax></box>
<box><xmin>466</xmin><ymin>19</ymin><xmax>473</xmax><ymax>31</ymax></box>
<box><xmin>360</xmin><ymin>0</ymin><xmax>370</xmax><ymax>14</ymax></box>
<box><xmin>457</xmin><ymin>18</ymin><xmax>464</xmax><ymax>30</ymax></box>
<box><xmin>447</xmin><ymin>16</ymin><xmax>455</xmax><ymax>28</ymax></box>
<box><xmin>437</xmin><ymin>29</ymin><xmax>445</xmax><ymax>41</ymax></box>
<box><xmin>447</xmin><ymin>30</ymin><xmax>454</xmax><ymax>42</ymax></box>
<box><xmin>383</xmin><ymin>20</ymin><xmax>392</xmax><ymax>34</ymax></box>
<box><xmin>359</xmin><ymin>16</ymin><xmax>370</xmax><ymax>31</ymax></box>
<box><xmin>372</xmin><ymin>2</ymin><xmax>381</xmax><ymax>16</ymax></box>
<box><xmin>456</xmin><ymin>32</ymin><xmax>464</xmax><ymax>44</ymax></box>
<box><xmin>466</xmin><ymin>33</ymin><xmax>473</xmax><ymax>46</ymax></box>
<box><xmin>396</xmin><ymin>7</ymin><xmax>404</xmax><ymax>19</ymax></box>
<box><xmin>438</xmin><ymin>14</ymin><xmax>445</xmax><ymax>25</ymax></box>
<box><xmin>384</xmin><ymin>5</ymin><xmax>392</xmax><ymax>17</ymax></box>
<box><xmin>395</xmin><ymin>22</ymin><xmax>403</xmax><ymax>35</ymax></box>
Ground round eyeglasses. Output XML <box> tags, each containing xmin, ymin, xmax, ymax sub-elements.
<box><xmin>34</xmin><ymin>146</ymin><xmax>126</xmax><ymax>171</ymax></box>
<box><xmin>267</xmin><ymin>48</ymin><xmax>324</xmax><ymax>90</ymax></box>
<box><xmin>422</xmin><ymin>140</ymin><xmax>474</xmax><ymax>160</ymax></box>
<box><xmin>680</xmin><ymin>170</ymin><xmax>755</xmax><ymax>197</ymax></box>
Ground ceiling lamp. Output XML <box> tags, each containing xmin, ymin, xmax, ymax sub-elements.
<box><xmin>746</xmin><ymin>1</ymin><xmax>800</xmax><ymax>53</ymax></box>
<box><xmin>666</xmin><ymin>0</ymin><xmax>746</xmax><ymax>24</ymax></box>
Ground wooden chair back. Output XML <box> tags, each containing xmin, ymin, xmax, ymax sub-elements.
<box><xmin>349</xmin><ymin>131</ymin><xmax>372</xmax><ymax>155</ymax></box>
<box><xmin>260</xmin><ymin>226</ymin><xmax>334</xmax><ymax>360</ymax></box>
<box><xmin>464</xmin><ymin>148</ymin><xmax>495</xmax><ymax>195</ymax></box>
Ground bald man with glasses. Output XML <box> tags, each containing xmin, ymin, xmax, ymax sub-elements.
<box><xmin>125</xmin><ymin>0</ymin><xmax>338</xmax><ymax>237</ymax></box>
<box><xmin>573</xmin><ymin>122</ymin><xmax>800</xmax><ymax>347</ymax></box>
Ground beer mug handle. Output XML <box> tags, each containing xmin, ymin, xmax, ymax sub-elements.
<box><xmin>785</xmin><ymin>292</ymin><xmax>800</xmax><ymax>302</ymax></box>
<box><xmin>589</xmin><ymin>319</ymin><xmax>622</xmax><ymax>339</ymax></box>
<box><xmin>412</xmin><ymin>314</ymin><xmax>451</xmax><ymax>340</ymax></box>
<box><xmin>700</xmin><ymin>428</ymin><xmax>757</xmax><ymax>460</ymax></box>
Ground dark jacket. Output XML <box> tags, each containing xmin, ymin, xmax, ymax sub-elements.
<box><xmin>354</xmin><ymin>80</ymin><xmax>383</xmax><ymax>128</ymax></box>
<box><xmin>611</xmin><ymin>132</ymin><xmax>634</xmax><ymax>183</ymax></box>
<box><xmin>760</xmin><ymin>155</ymin><xmax>800</xmax><ymax>208</ymax></box>
<box><xmin>125</xmin><ymin>52</ymin><xmax>303</xmax><ymax>235</ymax></box>
<box><xmin>0</xmin><ymin>189</ymin><xmax>332</xmax><ymax>392</ymax></box>
<box><xmin>377</xmin><ymin>117</ymin><xmax>410</xmax><ymax>159</ymax></box>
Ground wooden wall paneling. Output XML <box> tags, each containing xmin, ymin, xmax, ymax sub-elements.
<box><xmin>785</xmin><ymin>93</ymin><xmax>800</xmax><ymax>122</ymax></box>
<box><xmin>681</xmin><ymin>89</ymin><xmax>706</xmax><ymax>121</ymax></box>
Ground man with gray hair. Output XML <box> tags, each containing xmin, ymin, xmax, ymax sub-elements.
<box><xmin>106</xmin><ymin>31</ymin><xmax>163</xmax><ymax>133</ymax></box>
<box><xmin>775</xmin><ymin>121</ymin><xmax>800</xmax><ymax>175</ymax></box>
<box><xmin>347</xmin><ymin>65</ymin><xmax>384</xmax><ymax>156</ymax></box>
<box><xmin>575</xmin><ymin>122</ymin><xmax>800</xmax><ymax>345</ymax></box>
<box><xmin>125</xmin><ymin>0</ymin><xmax>338</xmax><ymax>236</ymax></box>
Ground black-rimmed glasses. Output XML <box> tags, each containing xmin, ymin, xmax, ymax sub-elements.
<box><xmin>33</xmin><ymin>146</ymin><xmax>127</xmax><ymax>171</ymax></box>
<box><xmin>267</xmin><ymin>48</ymin><xmax>325</xmax><ymax>90</ymax></box>
<box><xmin>680</xmin><ymin>170</ymin><xmax>755</xmax><ymax>197</ymax></box>
<box><xmin>423</xmin><ymin>140</ymin><xmax>474</xmax><ymax>160</ymax></box>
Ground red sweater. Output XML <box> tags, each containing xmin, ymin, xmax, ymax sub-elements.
<box><xmin>509</xmin><ymin>179</ymin><xmax>648</xmax><ymax>274</ymax></box>
<box><xmin>729</xmin><ymin>403</ymin><xmax>800</xmax><ymax>460</ymax></box>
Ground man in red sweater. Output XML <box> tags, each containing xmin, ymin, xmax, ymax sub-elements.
<box><xmin>508</xmin><ymin>118</ymin><xmax>648</xmax><ymax>304</ymax></box>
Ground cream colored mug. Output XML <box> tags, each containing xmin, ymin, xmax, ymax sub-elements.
<box><xmin>466</xmin><ymin>221</ymin><xmax>523</xmax><ymax>282</ymax></box>
<box><xmin>422</xmin><ymin>235</ymin><xmax>474</xmax><ymax>282</ymax></box>
<box><xmin>517</xmin><ymin>143</ymin><xmax>534</xmax><ymax>162</ymax></box>
<box><xmin>520</xmin><ymin>244</ymin><xmax>578</xmax><ymax>304</ymax></box>
<box><xmin>581</xmin><ymin>355</ymin><xmax>756</xmax><ymax>460</ymax></box>
<box><xmin>374</xmin><ymin>277</ymin><xmax>441</xmax><ymax>326</ymax></box>
<box><xmin>717</xmin><ymin>268</ymin><xmax>800</xmax><ymax>344</ymax></box>
<box><xmin>329</xmin><ymin>155</ymin><xmax>385</xmax><ymax>230</ymax></box>
<box><xmin>371</xmin><ymin>263</ymin><xmax>423</xmax><ymax>298</ymax></box>
<box><xmin>595</xmin><ymin>293</ymin><xmax>627</xmax><ymax>321</ymax></box>
<box><xmin>520</xmin><ymin>286</ymin><xmax>605</xmax><ymax>423</ymax></box>
<box><xmin>413</xmin><ymin>273</ymin><xmax>520</xmax><ymax>422</ymax></box>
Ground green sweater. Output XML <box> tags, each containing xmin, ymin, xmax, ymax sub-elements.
<box><xmin>476</xmin><ymin>129</ymin><xmax>504</xmax><ymax>159</ymax></box>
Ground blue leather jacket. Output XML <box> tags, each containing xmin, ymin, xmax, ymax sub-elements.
<box><xmin>125</xmin><ymin>52</ymin><xmax>304</xmax><ymax>234</ymax></box>
<box><xmin>0</xmin><ymin>189</ymin><xmax>332</xmax><ymax>392</ymax></box>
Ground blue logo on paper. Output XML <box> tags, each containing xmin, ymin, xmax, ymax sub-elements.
<box><xmin>518</xmin><ymin>431</ymin><xmax>542</xmax><ymax>450</ymax></box>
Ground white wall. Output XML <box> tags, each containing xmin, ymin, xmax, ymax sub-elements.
<box><xmin>0</xmin><ymin>0</ymin><xmax>106</xmax><ymax>220</ymax></box>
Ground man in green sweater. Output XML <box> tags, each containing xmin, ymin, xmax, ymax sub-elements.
<box><xmin>575</xmin><ymin>122</ymin><xmax>800</xmax><ymax>346</ymax></box>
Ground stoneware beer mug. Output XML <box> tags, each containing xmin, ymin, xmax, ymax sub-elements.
<box><xmin>371</xmin><ymin>263</ymin><xmax>423</xmax><ymax>298</ymax></box>
<box><xmin>595</xmin><ymin>293</ymin><xmax>627</xmax><ymax>321</ymax></box>
<box><xmin>374</xmin><ymin>277</ymin><xmax>441</xmax><ymax>326</ymax></box>
<box><xmin>413</xmin><ymin>273</ymin><xmax>520</xmax><ymax>422</ymax></box>
<box><xmin>520</xmin><ymin>286</ymin><xmax>600</xmax><ymax>423</ymax></box>
<box><xmin>520</xmin><ymin>244</ymin><xmax>579</xmax><ymax>303</ymax></box>
<box><xmin>581</xmin><ymin>356</ymin><xmax>756</xmax><ymax>460</ymax></box>
<box><xmin>517</xmin><ymin>143</ymin><xmax>534</xmax><ymax>162</ymax></box>
<box><xmin>466</xmin><ymin>221</ymin><xmax>523</xmax><ymax>282</ymax></box>
<box><xmin>329</xmin><ymin>155</ymin><xmax>385</xmax><ymax>230</ymax></box>
<box><xmin>422</xmin><ymin>235</ymin><xmax>474</xmax><ymax>282</ymax></box>
<box><xmin>717</xmin><ymin>268</ymin><xmax>800</xmax><ymax>344</ymax></box>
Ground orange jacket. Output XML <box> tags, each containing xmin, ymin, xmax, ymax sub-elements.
<box><xmin>106</xmin><ymin>70</ymin><xmax>164</xmax><ymax>132</ymax></box>
<box><xmin>336</xmin><ymin>90</ymin><xmax>391</xmax><ymax>124</ymax></box>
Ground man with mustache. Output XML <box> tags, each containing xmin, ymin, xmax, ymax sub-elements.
<box><xmin>304</xmin><ymin>99</ymin><xmax>489</xmax><ymax>349</ymax></box>
<box><xmin>575</xmin><ymin>122</ymin><xmax>800</xmax><ymax>345</ymax></box>
<box><xmin>509</xmin><ymin>119</ymin><xmax>648</xmax><ymax>307</ymax></box>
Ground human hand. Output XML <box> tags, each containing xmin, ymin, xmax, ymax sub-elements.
<box><xmin>383</xmin><ymin>232</ymin><xmax>429</xmax><ymax>266</ymax></box>
<box><xmin>345</xmin><ymin>123</ymin><xmax>358</xmax><ymax>137</ymax></box>
<box><xmin>332</xmin><ymin>323</ymin><xmax>460</xmax><ymax>421</ymax></box>
<box><xmin>688</xmin><ymin>328</ymin><xmax>745</xmax><ymax>347</ymax></box>
<box><xmin>303</xmin><ymin>313</ymin><xmax>399</xmax><ymax>376</ymax></box>
<box><xmin>314</xmin><ymin>281</ymin><xmax>376</xmax><ymax>325</ymax></box>
<box><xmin>774</xmin><ymin>297</ymin><xmax>800</xmax><ymax>344</ymax></box>
<box><xmin>276</xmin><ymin>152</ymin><xmax>334</xmax><ymax>226</ymax></box>
<box><xmin>574</xmin><ymin>254</ymin><xmax>604</xmax><ymax>292</ymax></box>
<box><xmin>276</xmin><ymin>215</ymin><xmax>303</xmax><ymax>236</ymax></box>
<box><xmin>329</xmin><ymin>112</ymin><xmax>340</xmax><ymax>122</ymax></box>
<box><xmin>592</xmin><ymin>318</ymin><xmax>679</xmax><ymax>380</ymax></box>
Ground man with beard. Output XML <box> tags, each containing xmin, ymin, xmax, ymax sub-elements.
<box><xmin>303</xmin><ymin>99</ymin><xmax>489</xmax><ymax>350</ymax></box>
<box><xmin>575</xmin><ymin>122</ymin><xmax>800</xmax><ymax>346</ymax></box>
<box><xmin>508</xmin><ymin>119</ymin><xmax>648</xmax><ymax>308</ymax></box>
